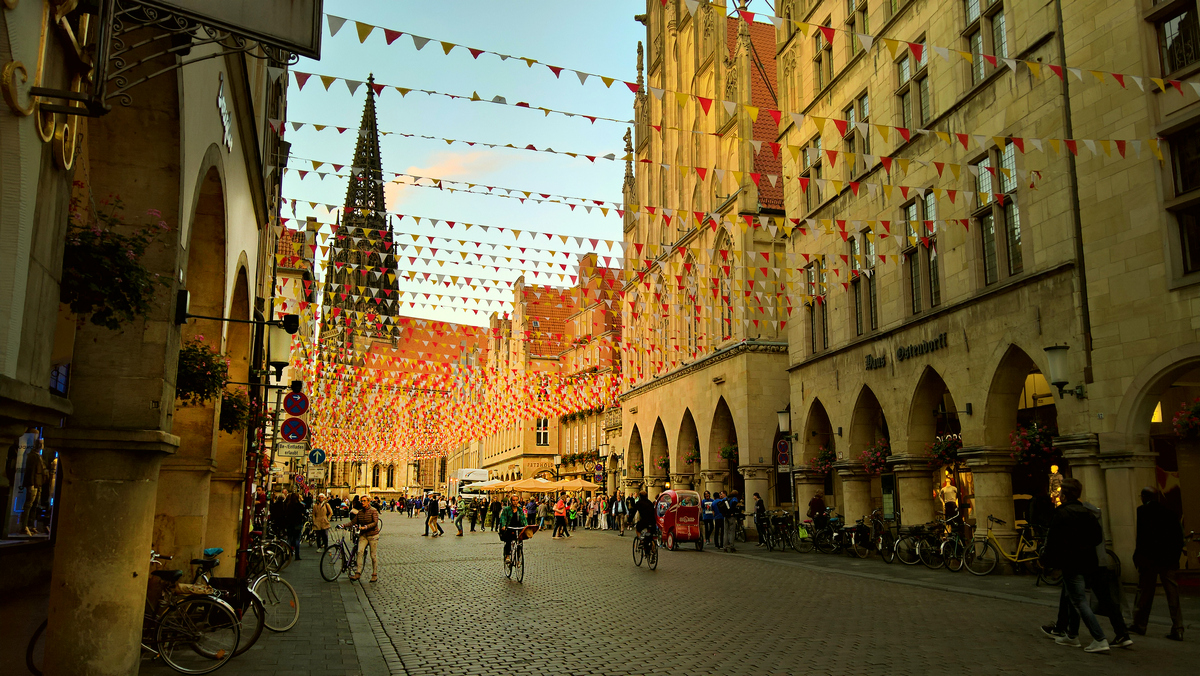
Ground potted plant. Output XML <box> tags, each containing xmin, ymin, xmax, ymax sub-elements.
<box><xmin>218</xmin><ymin>388</ymin><xmax>251</xmax><ymax>434</ymax></box>
<box><xmin>719</xmin><ymin>445</ymin><xmax>738</xmax><ymax>463</ymax></box>
<box><xmin>1172</xmin><ymin>398</ymin><xmax>1200</xmax><ymax>438</ymax></box>
<box><xmin>1010</xmin><ymin>422</ymin><xmax>1059</xmax><ymax>469</ymax></box>
<box><xmin>61</xmin><ymin>191</ymin><xmax>172</xmax><ymax>329</ymax></box>
<box><xmin>176</xmin><ymin>336</ymin><xmax>229</xmax><ymax>405</ymax></box>
<box><xmin>859</xmin><ymin>438</ymin><xmax>890</xmax><ymax>475</ymax></box>
<box><xmin>683</xmin><ymin>448</ymin><xmax>701</xmax><ymax>465</ymax></box>
<box><xmin>633</xmin><ymin>462</ymin><xmax>644</xmax><ymax>474</ymax></box>
<box><xmin>808</xmin><ymin>446</ymin><xmax>836</xmax><ymax>475</ymax></box>
<box><xmin>926</xmin><ymin>434</ymin><xmax>963</xmax><ymax>467</ymax></box>
<box><xmin>656</xmin><ymin>456</ymin><xmax>671</xmax><ymax>472</ymax></box>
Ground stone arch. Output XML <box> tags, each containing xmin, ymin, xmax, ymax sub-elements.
<box><xmin>628</xmin><ymin>424</ymin><xmax>644</xmax><ymax>478</ymax></box>
<box><xmin>848</xmin><ymin>385</ymin><xmax>889</xmax><ymax>457</ymax></box>
<box><xmin>905</xmin><ymin>366</ymin><xmax>960</xmax><ymax>456</ymax></box>
<box><xmin>802</xmin><ymin>397</ymin><xmax>834</xmax><ymax>464</ymax></box>
<box><xmin>677</xmin><ymin>408</ymin><xmax>700</xmax><ymax>473</ymax></box>
<box><xmin>649</xmin><ymin>418</ymin><xmax>670</xmax><ymax>477</ymax></box>
<box><xmin>708</xmin><ymin>396</ymin><xmax>737</xmax><ymax>468</ymax></box>
<box><xmin>983</xmin><ymin>344</ymin><xmax>1056</xmax><ymax>448</ymax></box>
<box><xmin>1115</xmin><ymin>343</ymin><xmax>1200</xmax><ymax>443</ymax></box>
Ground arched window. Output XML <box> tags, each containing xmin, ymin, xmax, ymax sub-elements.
<box><xmin>715</xmin><ymin>231</ymin><xmax>734</xmax><ymax>340</ymax></box>
<box><xmin>386</xmin><ymin>465</ymin><xmax>395</xmax><ymax>488</ymax></box>
<box><xmin>684</xmin><ymin>255</ymin><xmax>699</xmax><ymax>357</ymax></box>
<box><xmin>371</xmin><ymin>464</ymin><xmax>380</xmax><ymax>488</ymax></box>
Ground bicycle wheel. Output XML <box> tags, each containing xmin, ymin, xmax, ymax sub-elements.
<box><xmin>632</xmin><ymin>536</ymin><xmax>644</xmax><ymax>567</ymax></box>
<box><xmin>782</xmin><ymin>529</ymin><xmax>796</xmax><ymax>552</ymax></box>
<box><xmin>965</xmin><ymin>539</ymin><xmax>999</xmax><ymax>576</ymax></box>
<box><xmin>513</xmin><ymin>546</ymin><xmax>525</xmax><ymax>584</ymax></box>
<box><xmin>268</xmin><ymin>541</ymin><xmax>292</xmax><ymax>572</ymax></box>
<box><xmin>795</xmin><ymin>525</ymin><xmax>816</xmax><ymax>553</ymax></box>
<box><xmin>851</xmin><ymin>530</ymin><xmax>870</xmax><ymax>559</ymax></box>
<box><xmin>894</xmin><ymin>534</ymin><xmax>921</xmax><ymax>565</ymax></box>
<box><xmin>918</xmin><ymin>537</ymin><xmax>945</xmax><ymax>569</ymax></box>
<box><xmin>814</xmin><ymin>529</ymin><xmax>836</xmax><ymax>554</ymax></box>
<box><xmin>942</xmin><ymin>537</ymin><xmax>966</xmax><ymax>572</ymax></box>
<box><xmin>156</xmin><ymin>597</ymin><xmax>239</xmax><ymax>674</ymax></box>
<box><xmin>734</xmin><ymin>523</ymin><xmax>747</xmax><ymax>543</ymax></box>
<box><xmin>26</xmin><ymin>618</ymin><xmax>46</xmax><ymax>676</ymax></box>
<box><xmin>320</xmin><ymin>545</ymin><xmax>345</xmax><ymax>582</ymax></box>
<box><xmin>879</xmin><ymin>531</ymin><xmax>896</xmax><ymax>564</ymax></box>
<box><xmin>647</xmin><ymin>539</ymin><xmax>658</xmax><ymax>570</ymax></box>
<box><xmin>251</xmin><ymin>574</ymin><xmax>299</xmax><ymax>632</ymax></box>
<box><xmin>232</xmin><ymin>594</ymin><xmax>265</xmax><ymax>657</ymax></box>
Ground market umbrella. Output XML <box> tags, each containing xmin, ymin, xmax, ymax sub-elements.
<box><xmin>507</xmin><ymin>477</ymin><xmax>560</xmax><ymax>493</ymax></box>
<box><xmin>557</xmin><ymin>478</ymin><xmax>601</xmax><ymax>491</ymax></box>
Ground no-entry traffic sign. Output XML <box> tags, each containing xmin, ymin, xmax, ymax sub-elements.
<box><xmin>280</xmin><ymin>418</ymin><xmax>309</xmax><ymax>443</ymax></box>
<box><xmin>282</xmin><ymin>392</ymin><xmax>310</xmax><ymax>416</ymax></box>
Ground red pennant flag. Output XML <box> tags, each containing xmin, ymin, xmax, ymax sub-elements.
<box><xmin>819</xmin><ymin>26</ymin><xmax>836</xmax><ymax>44</ymax></box>
<box><xmin>1115</xmin><ymin>140</ymin><xmax>1126</xmax><ymax>158</ymax></box>
<box><xmin>696</xmin><ymin>167</ymin><xmax>708</xmax><ymax>180</ymax></box>
<box><xmin>625</xmin><ymin>81</ymin><xmax>640</xmax><ymax>93</ymax></box>
<box><xmin>768</xmin><ymin>110</ymin><xmax>783</xmax><ymax>125</ymax></box>
<box><xmin>934</xmin><ymin>161</ymin><xmax>945</xmax><ymax>176</ymax></box>
<box><xmin>983</xmin><ymin>54</ymin><xmax>997</xmax><ymax>68</ymax></box>
<box><xmin>547</xmin><ymin>66</ymin><xmax>564</xmax><ymax>78</ymax></box>
<box><xmin>739</xmin><ymin>10</ymin><xmax>756</xmax><ymax>23</ymax></box>
<box><xmin>749</xmin><ymin>172</ymin><xmax>761</xmax><ymax>186</ymax></box>
<box><xmin>1048</xmin><ymin>64</ymin><xmax>1064</xmax><ymax>80</ymax></box>
<box><xmin>1012</xmin><ymin>137</ymin><xmax>1025</xmax><ymax>153</ymax></box>
<box><xmin>384</xmin><ymin>29</ymin><xmax>403</xmax><ymax>45</ymax></box>
<box><xmin>697</xmin><ymin>97</ymin><xmax>713</xmax><ymax>115</ymax></box>
<box><xmin>1064</xmin><ymin>139</ymin><xmax>1078</xmax><ymax>155</ymax></box>
<box><xmin>898</xmin><ymin>128</ymin><xmax>912</xmax><ymax>142</ymax></box>
<box><xmin>798</xmin><ymin>177</ymin><xmax>810</xmax><ymax>192</ymax></box>
<box><xmin>909</xmin><ymin>42</ymin><xmax>924</xmax><ymax>62</ymax></box>
<box><xmin>826</xmin><ymin>149</ymin><xmax>839</xmax><ymax>166</ymax></box>
<box><xmin>371</xmin><ymin>82</ymin><xmax>384</xmax><ymax>95</ymax></box>
<box><xmin>1112</xmin><ymin>73</ymin><xmax>1125</xmax><ymax>88</ymax></box>
<box><xmin>956</xmin><ymin>133</ymin><xmax>969</xmax><ymax>149</ymax></box>
<box><xmin>833</xmin><ymin>118</ymin><xmax>848</xmax><ymax>136</ymax></box>
<box><xmin>881</xmin><ymin>156</ymin><xmax>893</xmax><ymax>172</ymax></box>
<box><xmin>295</xmin><ymin>72</ymin><xmax>312</xmax><ymax>89</ymax></box>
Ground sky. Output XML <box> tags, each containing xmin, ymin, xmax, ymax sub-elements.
<box><xmin>284</xmin><ymin>0</ymin><xmax>649</xmax><ymax>327</ymax></box>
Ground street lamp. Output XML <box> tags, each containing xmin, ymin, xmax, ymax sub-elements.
<box><xmin>1044</xmin><ymin>344</ymin><xmax>1085</xmax><ymax>399</ymax></box>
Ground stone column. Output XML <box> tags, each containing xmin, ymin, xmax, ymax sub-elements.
<box><xmin>1056</xmin><ymin>434</ymin><xmax>1107</xmax><ymax>533</ymax></box>
<box><xmin>1100</xmin><ymin>447</ymin><xmax>1157</xmax><ymax>583</ymax></box>
<box><xmin>793</xmin><ymin>472</ymin><xmax>826</xmax><ymax>521</ymax></box>
<box><xmin>960</xmin><ymin>447</ymin><xmax>1018</xmax><ymax>567</ymax></box>
<box><xmin>41</xmin><ymin>429</ymin><xmax>178</xmax><ymax>676</ymax></box>
<box><xmin>700</xmin><ymin>469</ymin><xmax>729</xmax><ymax>496</ymax></box>
<box><xmin>738</xmin><ymin>464</ymin><xmax>772</xmax><ymax>536</ymax></box>
<box><xmin>835</xmin><ymin>461</ymin><xmax>873</xmax><ymax>523</ymax></box>
<box><xmin>890</xmin><ymin>454</ymin><xmax>936</xmax><ymax>528</ymax></box>
<box><xmin>645</xmin><ymin>476</ymin><xmax>666</xmax><ymax>500</ymax></box>
<box><xmin>670</xmin><ymin>472</ymin><xmax>695</xmax><ymax>490</ymax></box>
<box><xmin>622</xmin><ymin>478</ymin><xmax>644</xmax><ymax>496</ymax></box>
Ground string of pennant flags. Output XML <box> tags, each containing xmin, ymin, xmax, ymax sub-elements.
<box><xmin>320</xmin><ymin>8</ymin><xmax>1200</xmax><ymax>111</ymax></box>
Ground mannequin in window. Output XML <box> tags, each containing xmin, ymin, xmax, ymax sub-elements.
<box><xmin>22</xmin><ymin>439</ymin><xmax>49</xmax><ymax>536</ymax></box>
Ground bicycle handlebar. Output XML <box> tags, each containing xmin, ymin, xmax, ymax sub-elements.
<box><xmin>988</xmin><ymin>515</ymin><xmax>1007</xmax><ymax>526</ymax></box>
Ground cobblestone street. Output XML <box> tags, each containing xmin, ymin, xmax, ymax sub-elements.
<box><xmin>345</xmin><ymin>514</ymin><xmax>1200</xmax><ymax>676</ymax></box>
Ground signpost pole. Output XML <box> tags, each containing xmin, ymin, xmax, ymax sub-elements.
<box><xmin>265</xmin><ymin>388</ymin><xmax>283</xmax><ymax>500</ymax></box>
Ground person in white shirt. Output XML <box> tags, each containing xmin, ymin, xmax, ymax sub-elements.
<box><xmin>939</xmin><ymin>481</ymin><xmax>959</xmax><ymax>522</ymax></box>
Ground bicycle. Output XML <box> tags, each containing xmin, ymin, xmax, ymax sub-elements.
<box><xmin>320</xmin><ymin>524</ymin><xmax>360</xmax><ymax>582</ymax></box>
<box><xmin>893</xmin><ymin>525</ymin><xmax>926</xmax><ymax>565</ymax></box>
<box><xmin>503</xmin><ymin>525</ymin><xmax>537</xmax><ymax>583</ymax></box>
<box><xmin>966</xmin><ymin>515</ymin><xmax>1059</xmax><ymax>585</ymax></box>
<box><xmin>188</xmin><ymin>548</ymin><xmax>266</xmax><ymax>657</ymax></box>
<box><xmin>632</xmin><ymin>527</ymin><xmax>659</xmax><ymax>570</ymax></box>
<box><xmin>766</xmin><ymin>510</ymin><xmax>797</xmax><ymax>552</ymax></box>
<box><xmin>866</xmin><ymin>508</ymin><xmax>896</xmax><ymax>563</ymax></box>
<box><xmin>236</xmin><ymin>537</ymin><xmax>300</xmax><ymax>632</ymax></box>
<box><xmin>730</xmin><ymin>515</ymin><xmax>748</xmax><ymax>543</ymax></box>
<box><xmin>795</xmin><ymin>516</ymin><xmax>817</xmax><ymax>553</ymax></box>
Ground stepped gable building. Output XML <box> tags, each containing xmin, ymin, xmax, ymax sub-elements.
<box><xmin>619</xmin><ymin>0</ymin><xmax>790</xmax><ymax>505</ymax></box>
<box><xmin>320</xmin><ymin>75</ymin><xmax>400</xmax><ymax>351</ymax></box>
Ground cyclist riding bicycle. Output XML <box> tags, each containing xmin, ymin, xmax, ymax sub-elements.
<box><xmin>631</xmin><ymin>490</ymin><xmax>658</xmax><ymax>543</ymax></box>
<box><xmin>499</xmin><ymin>496</ymin><xmax>527</xmax><ymax>564</ymax></box>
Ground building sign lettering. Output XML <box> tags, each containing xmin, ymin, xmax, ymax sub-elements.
<box><xmin>896</xmin><ymin>333</ymin><xmax>949</xmax><ymax>362</ymax></box>
<box><xmin>217</xmin><ymin>73</ymin><xmax>232</xmax><ymax>152</ymax></box>
<box><xmin>865</xmin><ymin>354</ymin><xmax>887</xmax><ymax>370</ymax></box>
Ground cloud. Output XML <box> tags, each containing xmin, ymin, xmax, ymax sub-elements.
<box><xmin>384</xmin><ymin>150</ymin><xmax>527</xmax><ymax>209</ymax></box>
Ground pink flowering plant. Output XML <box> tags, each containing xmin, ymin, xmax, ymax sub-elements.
<box><xmin>218</xmin><ymin>387</ymin><xmax>251</xmax><ymax>434</ymax></box>
<box><xmin>1172</xmin><ymin>398</ymin><xmax>1200</xmax><ymax>438</ymax></box>
<box><xmin>176</xmin><ymin>336</ymin><xmax>229</xmax><ymax>405</ymax></box>
<box><xmin>657</xmin><ymin>455</ymin><xmax>671</xmax><ymax>472</ymax></box>
<box><xmin>1009</xmin><ymin>422</ymin><xmax>1059</xmax><ymax>468</ymax></box>
<box><xmin>809</xmin><ymin>446</ymin><xmax>836</xmax><ymax>475</ymax></box>
<box><xmin>859</xmin><ymin>438</ymin><xmax>891</xmax><ymax>475</ymax></box>
<box><xmin>927</xmin><ymin>434</ymin><xmax>963</xmax><ymax>467</ymax></box>
<box><xmin>719</xmin><ymin>445</ymin><xmax>739</xmax><ymax>462</ymax></box>
<box><xmin>683</xmin><ymin>448</ymin><xmax>701</xmax><ymax>465</ymax></box>
<box><xmin>62</xmin><ymin>186</ymin><xmax>171</xmax><ymax>329</ymax></box>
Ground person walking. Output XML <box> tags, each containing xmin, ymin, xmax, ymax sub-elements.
<box><xmin>454</xmin><ymin>498</ymin><xmax>467</xmax><ymax>536</ymax></box>
<box><xmin>490</xmin><ymin>499</ymin><xmax>503</xmax><ymax>532</ymax></box>
<box><xmin>312</xmin><ymin>493</ymin><xmax>333</xmax><ymax>550</ymax></box>
<box><xmin>1041</xmin><ymin>477</ymin><xmax>1109</xmax><ymax>653</ymax></box>
<box><xmin>426</xmin><ymin>494</ymin><xmax>443</xmax><ymax>537</ymax></box>
<box><xmin>537</xmin><ymin>498</ymin><xmax>551</xmax><ymax>530</ymax></box>
<box><xmin>701</xmin><ymin>491</ymin><xmax>715</xmax><ymax>545</ymax></box>
<box><xmin>753</xmin><ymin>492</ymin><xmax>768</xmax><ymax>547</ymax></box>
<box><xmin>712</xmin><ymin>491</ymin><xmax>727</xmax><ymax>549</ymax></box>
<box><xmin>350</xmin><ymin>495</ymin><xmax>381</xmax><ymax>582</ymax></box>
<box><xmin>281</xmin><ymin>492</ymin><xmax>306</xmax><ymax>561</ymax></box>
<box><xmin>468</xmin><ymin>499</ymin><xmax>479</xmax><ymax>532</ymax></box>
<box><xmin>613</xmin><ymin>491</ymin><xmax>628</xmax><ymax>536</ymax></box>
<box><xmin>1130</xmin><ymin>487</ymin><xmax>1185</xmax><ymax>640</ymax></box>
<box><xmin>553</xmin><ymin>495</ymin><xmax>569</xmax><ymax>539</ymax></box>
<box><xmin>599</xmin><ymin>494</ymin><xmax>609</xmax><ymax>530</ymax></box>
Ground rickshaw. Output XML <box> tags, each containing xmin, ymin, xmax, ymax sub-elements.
<box><xmin>654</xmin><ymin>489</ymin><xmax>704</xmax><ymax>551</ymax></box>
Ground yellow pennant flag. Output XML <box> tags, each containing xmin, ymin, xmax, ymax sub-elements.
<box><xmin>883</xmin><ymin>38</ymin><xmax>900</xmax><ymax>59</ymax></box>
<box><xmin>1027</xmin><ymin>62</ymin><xmax>1042</xmax><ymax>79</ymax></box>
<box><xmin>1049</xmin><ymin>139</ymin><xmax>1061</xmax><ymax>154</ymax></box>
<box><xmin>935</xmin><ymin>131</ymin><xmax>951</xmax><ymax>144</ymax></box>
<box><xmin>1149</xmin><ymin>139</ymin><xmax>1163</xmax><ymax>161</ymax></box>
<box><xmin>441</xmin><ymin>42</ymin><xmax>456</xmax><ymax>55</ymax></box>
<box><xmin>355</xmin><ymin>22</ymin><xmax>374</xmax><ymax>44</ymax></box>
<box><xmin>744</xmin><ymin>105</ymin><xmax>759</xmax><ymax>122</ymax></box>
<box><xmin>875</xmin><ymin>124</ymin><xmax>890</xmax><ymax>143</ymax></box>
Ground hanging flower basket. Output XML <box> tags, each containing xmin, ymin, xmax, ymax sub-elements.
<box><xmin>859</xmin><ymin>438</ymin><xmax>890</xmax><ymax>475</ymax></box>
<box><xmin>176</xmin><ymin>337</ymin><xmax>229</xmax><ymax>405</ymax></box>
<box><xmin>61</xmin><ymin>191</ymin><xmax>171</xmax><ymax>330</ymax></box>
<box><xmin>1010</xmin><ymin>422</ymin><xmax>1059</xmax><ymax>469</ymax></box>
<box><xmin>656</xmin><ymin>456</ymin><xmax>671</xmax><ymax>472</ymax></box>
<box><xmin>1172</xmin><ymin>398</ymin><xmax>1200</xmax><ymax>438</ymax></box>
<box><xmin>809</xmin><ymin>446</ymin><xmax>836</xmax><ymax>475</ymax></box>
<box><xmin>218</xmin><ymin>388</ymin><xmax>250</xmax><ymax>434</ymax></box>
<box><xmin>683</xmin><ymin>449</ymin><xmax>701</xmax><ymax>465</ymax></box>
<box><xmin>719</xmin><ymin>445</ymin><xmax>738</xmax><ymax>462</ymax></box>
<box><xmin>633</xmin><ymin>462</ymin><xmax>644</xmax><ymax>474</ymax></box>
<box><xmin>927</xmin><ymin>434</ymin><xmax>963</xmax><ymax>467</ymax></box>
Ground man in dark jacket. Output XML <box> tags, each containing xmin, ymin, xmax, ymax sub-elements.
<box><xmin>1042</xmin><ymin>477</ymin><xmax>1109</xmax><ymax>653</ymax></box>
<box><xmin>1130</xmin><ymin>487</ymin><xmax>1185</xmax><ymax>640</ymax></box>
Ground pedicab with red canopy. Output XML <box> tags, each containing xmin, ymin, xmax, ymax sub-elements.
<box><xmin>654</xmin><ymin>489</ymin><xmax>704</xmax><ymax>551</ymax></box>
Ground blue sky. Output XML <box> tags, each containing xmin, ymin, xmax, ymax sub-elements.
<box><xmin>284</xmin><ymin>0</ymin><xmax>649</xmax><ymax>326</ymax></box>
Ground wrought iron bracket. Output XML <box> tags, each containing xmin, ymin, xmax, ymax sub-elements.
<box><xmin>30</xmin><ymin>0</ymin><xmax>298</xmax><ymax>117</ymax></box>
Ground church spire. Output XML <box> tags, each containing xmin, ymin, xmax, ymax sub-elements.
<box><xmin>344</xmin><ymin>74</ymin><xmax>386</xmax><ymax>215</ymax></box>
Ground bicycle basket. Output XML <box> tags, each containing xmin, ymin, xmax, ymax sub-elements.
<box><xmin>174</xmin><ymin>582</ymin><xmax>216</xmax><ymax>596</ymax></box>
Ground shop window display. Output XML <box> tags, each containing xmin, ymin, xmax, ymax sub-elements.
<box><xmin>4</xmin><ymin>428</ymin><xmax>58</xmax><ymax>540</ymax></box>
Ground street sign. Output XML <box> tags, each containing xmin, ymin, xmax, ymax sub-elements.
<box><xmin>309</xmin><ymin>448</ymin><xmax>326</xmax><ymax>465</ymax></box>
<box><xmin>280</xmin><ymin>418</ymin><xmax>309</xmax><ymax>443</ymax></box>
<box><xmin>777</xmin><ymin>465</ymin><xmax>792</xmax><ymax>473</ymax></box>
<box><xmin>282</xmin><ymin>392</ymin><xmax>310</xmax><ymax>416</ymax></box>
<box><xmin>276</xmin><ymin>442</ymin><xmax>307</xmax><ymax>458</ymax></box>
<box><xmin>140</xmin><ymin>1</ymin><xmax>325</xmax><ymax>59</ymax></box>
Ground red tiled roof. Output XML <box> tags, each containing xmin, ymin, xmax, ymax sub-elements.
<box><xmin>726</xmin><ymin>17</ymin><xmax>784</xmax><ymax>211</ymax></box>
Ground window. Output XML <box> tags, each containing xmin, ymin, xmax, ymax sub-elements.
<box><xmin>814</xmin><ymin>19</ymin><xmax>833</xmax><ymax>91</ymax></box>
<box><xmin>895</xmin><ymin>42</ymin><xmax>930</xmax><ymax>130</ymax></box>
<box><xmin>843</xmin><ymin>94</ymin><xmax>870</xmax><ymax>177</ymax></box>
<box><xmin>536</xmin><ymin>417</ymin><xmax>549</xmax><ymax>446</ymax></box>
<box><xmin>847</xmin><ymin>0</ymin><xmax>869</xmax><ymax>55</ymax></box>
<box><xmin>1179</xmin><ymin>206</ymin><xmax>1200</xmax><ymax>275</ymax></box>
<box><xmin>386</xmin><ymin>465</ymin><xmax>395</xmax><ymax>488</ymax></box>
<box><xmin>973</xmin><ymin>141</ymin><xmax>1023</xmax><ymax>285</ymax></box>
<box><xmin>49</xmin><ymin>363</ymin><xmax>70</xmax><ymax>396</ymax></box>
<box><xmin>372</xmin><ymin>464</ymin><xmax>380</xmax><ymax>488</ymax></box>
<box><xmin>925</xmin><ymin>192</ymin><xmax>942</xmax><ymax>308</ymax></box>
<box><xmin>1156</xmin><ymin>5</ymin><xmax>1200</xmax><ymax>75</ymax></box>
<box><xmin>805</xmin><ymin>261</ymin><xmax>829</xmax><ymax>353</ymax></box>
<box><xmin>802</xmin><ymin>136</ymin><xmax>823</xmax><ymax>212</ymax></box>
<box><xmin>966</xmin><ymin>0</ymin><xmax>1008</xmax><ymax>86</ymax></box>
<box><xmin>850</xmin><ymin>238</ymin><xmax>864</xmax><ymax>336</ymax></box>
<box><xmin>1168</xmin><ymin>122</ymin><xmax>1200</xmax><ymax>277</ymax></box>
<box><xmin>716</xmin><ymin>233</ymin><xmax>734</xmax><ymax>340</ymax></box>
<box><xmin>901</xmin><ymin>194</ymin><xmax>941</xmax><ymax>314</ymax></box>
<box><xmin>864</xmin><ymin>236</ymin><xmax>879</xmax><ymax>330</ymax></box>
<box><xmin>684</xmin><ymin>255</ymin><xmax>700</xmax><ymax>357</ymax></box>
<box><xmin>904</xmin><ymin>203</ymin><xmax>922</xmax><ymax>314</ymax></box>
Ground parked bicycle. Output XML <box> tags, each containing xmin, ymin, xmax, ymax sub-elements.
<box><xmin>866</xmin><ymin>508</ymin><xmax>897</xmax><ymax>563</ymax></box>
<box><xmin>320</xmin><ymin>524</ymin><xmax>360</xmax><ymax>582</ymax></box>
<box><xmin>893</xmin><ymin>524</ymin><xmax>926</xmax><ymax>565</ymax></box>
<box><xmin>188</xmin><ymin>548</ymin><xmax>266</xmax><ymax>657</ymax></box>
<box><xmin>966</xmin><ymin>515</ymin><xmax>1061</xmax><ymax>585</ymax></box>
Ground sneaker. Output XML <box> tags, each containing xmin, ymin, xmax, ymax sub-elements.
<box><xmin>1111</xmin><ymin>635</ymin><xmax>1133</xmax><ymax>648</ymax></box>
<box><xmin>1041</xmin><ymin>624</ymin><xmax>1065</xmax><ymax>639</ymax></box>
<box><xmin>1166</xmin><ymin>631</ymin><xmax>1184</xmax><ymax>642</ymax></box>
<box><xmin>1055</xmin><ymin>635</ymin><xmax>1081</xmax><ymax>647</ymax></box>
<box><xmin>1083</xmin><ymin>639</ymin><xmax>1109</xmax><ymax>653</ymax></box>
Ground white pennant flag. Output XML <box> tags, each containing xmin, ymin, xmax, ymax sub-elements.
<box><xmin>327</xmin><ymin>15</ymin><xmax>347</xmax><ymax>37</ymax></box>
<box><xmin>684</xmin><ymin>0</ymin><xmax>700</xmax><ymax>15</ymax></box>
